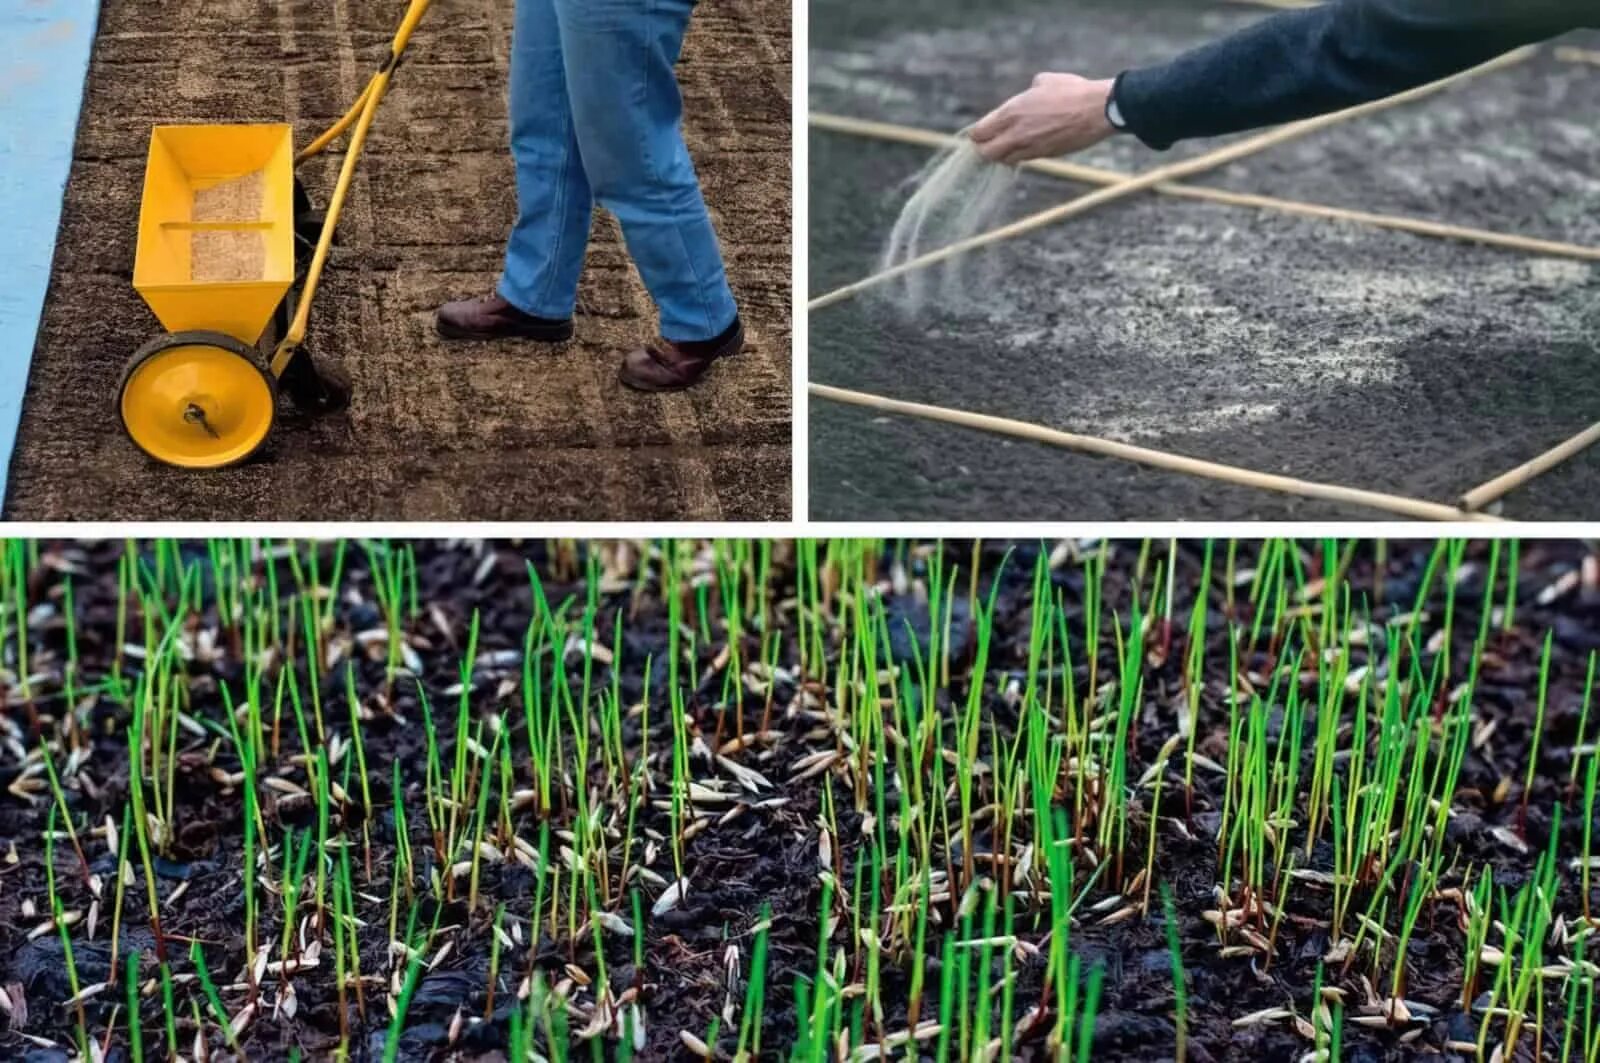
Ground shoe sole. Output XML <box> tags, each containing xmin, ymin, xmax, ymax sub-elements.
<box><xmin>435</xmin><ymin>319</ymin><xmax>574</xmax><ymax>343</ymax></box>
<box><xmin>617</xmin><ymin>373</ymin><xmax>685</xmax><ymax>393</ymax></box>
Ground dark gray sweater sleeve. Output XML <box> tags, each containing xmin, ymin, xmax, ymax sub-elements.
<box><xmin>1114</xmin><ymin>0</ymin><xmax>1598</xmax><ymax>150</ymax></box>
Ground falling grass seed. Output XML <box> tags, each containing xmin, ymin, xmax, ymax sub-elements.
<box><xmin>876</xmin><ymin>135</ymin><xmax>1018</xmax><ymax>318</ymax></box>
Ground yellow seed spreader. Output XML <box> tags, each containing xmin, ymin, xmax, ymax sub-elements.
<box><xmin>121</xmin><ymin>0</ymin><xmax>435</xmax><ymax>469</ymax></box>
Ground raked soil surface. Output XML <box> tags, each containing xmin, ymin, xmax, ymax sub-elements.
<box><xmin>6</xmin><ymin>0</ymin><xmax>791</xmax><ymax>521</ymax></box>
<box><xmin>809</xmin><ymin>0</ymin><xmax>1600</xmax><ymax>520</ymax></box>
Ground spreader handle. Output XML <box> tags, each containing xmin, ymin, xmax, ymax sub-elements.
<box><xmin>273</xmin><ymin>0</ymin><xmax>436</xmax><ymax>376</ymax></box>
<box><xmin>294</xmin><ymin>0</ymin><xmax>435</xmax><ymax>166</ymax></box>
<box><xmin>272</xmin><ymin>66</ymin><xmax>392</xmax><ymax>375</ymax></box>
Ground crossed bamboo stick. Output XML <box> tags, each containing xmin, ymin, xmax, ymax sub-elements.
<box><xmin>809</xmin><ymin>44</ymin><xmax>1600</xmax><ymax>520</ymax></box>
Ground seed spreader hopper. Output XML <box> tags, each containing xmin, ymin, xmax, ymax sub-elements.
<box><xmin>121</xmin><ymin>0</ymin><xmax>435</xmax><ymax>468</ymax></box>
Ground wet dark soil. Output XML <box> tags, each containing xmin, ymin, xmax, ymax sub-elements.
<box><xmin>809</xmin><ymin>0</ymin><xmax>1600</xmax><ymax>520</ymax></box>
<box><xmin>6</xmin><ymin>0</ymin><xmax>791</xmax><ymax>520</ymax></box>
<box><xmin>2</xmin><ymin>539</ymin><xmax>1599</xmax><ymax>1060</ymax></box>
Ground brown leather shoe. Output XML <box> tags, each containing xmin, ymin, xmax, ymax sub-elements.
<box><xmin>619</xmin><ymin>318</ymin><xmax>744</xmax><ymax>392</ymax></box>
<box><xmin>436</xmin><ymin>293</ymin><xmax>574</xmax><ymax>342</ymax></box>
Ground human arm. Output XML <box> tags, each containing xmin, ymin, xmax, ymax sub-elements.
<box><xmin>972</xmin><ymin>0</ymin><xmax>1595</xmax><ymax>162</ymax></box>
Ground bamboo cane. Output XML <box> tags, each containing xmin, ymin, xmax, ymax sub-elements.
<box><xmin>809</xmin><ymin>46</ymin><xmax>1537</xmax><ymax>311</ymax></box>
<box><xmin>1459</xmin><ymin>420</ymin><xmax>1600</xmax><ymax>511</ymax></box>
<box><xmin>810</xmin><ymin>112</ymin><xmax>1600</xmax><ymax>262</ymax></box>
<box><xmin>812</xmin><ymin>383</ymin><xmax>1502</xmax><ymax>521</ymax></box>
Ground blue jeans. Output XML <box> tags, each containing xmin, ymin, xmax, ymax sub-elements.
<box><xmin>498</xmin><ymin>0</ymin><xmax>738</xmax><ymax>343</ymax></box>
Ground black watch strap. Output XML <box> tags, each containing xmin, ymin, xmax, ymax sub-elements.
<box><xmin>1105</xmin><ymin>74</ymin><xmax>1130</xmax><ymax>132</ymax></box>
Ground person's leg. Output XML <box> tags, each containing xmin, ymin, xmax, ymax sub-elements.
<box><xmin>437</xmin><ymin>0</ymin><xmax>591</xmax><ymax>340</ymax></box>
<box><xmin>500</xmin><ymin>0</ymin><xmax>594</xmax><ymax>319</ymax></box>
<box><xmin>553</xmin><ymin>0</ymin><xmax>738</xmax><ymax>346</ymax></box>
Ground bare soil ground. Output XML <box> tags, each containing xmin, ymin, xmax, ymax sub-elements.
<box><xmin>6</xmin><ymin>0</ymin><xmax>791</xmax><ymax>521</ymax></box>
<box><xmin>809</xmin><ymin>0</ymin><xmax>1600</xmax><ymax>520</ymax></box>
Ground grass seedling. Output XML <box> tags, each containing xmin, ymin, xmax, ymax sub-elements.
<box><xmin>191</xmin><ymin>939</ymin><xmax>242</xmax><ymax>1055</ymax></box>
<box><xmin>935</xmin><ymin>931</ymin><xmax>956</xmax><ymax>1063</ymax></box>
<box><xmin>331</xmin><ymin>839</ymin><xmax>352</xmax><ymax>1055</ymax></box>
<box><xmin>1462</xmin><ymin>866</ymin><xmax>1494</xmax><ymax>1011</ymax></box>
<box><xmin>956</xmin><ymin>564</ymin><xmax>1005</xmax><ymax>889</ymax></box>
<box><xmin>1043</xmin><ymin>807</ymin><xmax>1079</xmax><ymax>1053</ymax></box>
<box><xmin>343</xmin><ymin>661</ymin><xmax>373</xmax><ymax>877</ymax></box>
<box><xmin>480</xmin><ymin>902</ymin><xmax>505</xmax><ymax>1018</ymax></box>
<box><xmin>906</xmin><ymin>866</ymin><xmax>932</xmax><ymax>1040</ymax></box>
<box><xmin>734</xmin><ymin>905</ymin><xmax>771</xmax><ymax>1061</ymax></box>
<box><xmin>126</xmin><ymin>673</ymin><xmax>171</xmax><ymax>970</ymax></box>
<box><xmin>157</xmin><ymin>960</ymin><xmax>178</xmax><ymax>1059</ymax></box>
<box><xmin>468</xmin><ymin>721</ymin><xmax>504</xmax><ymax>913</ymax></box>
<box><xmin>523</xmin><ymin>567</ymin><xmax>561</xmax><ymax>819</ymax></box>
<box><xmin>1073</xmin><ymin>959</ymin><xmax>1104</xmax><ymax>1063</ymax></box>
<box><xmin>1141</xmin><ymin>739</ymin><xmax>1173</xmax><ymax>915</ymax></box>
<box><xmin>1163</xmin><ymin>884</ymin><xmax>1188</xmax><ymax>1063</ymax></box>
<box><xmin>35</xmin><ymin>736</ymin><xmax>89</xmax><ymax>886</ymax></box>
<box><xmin>1581</xmin><ymin>934</ymin><xmax>1599</xmax><ymax>1063</ymax></box>
<box><xmin>297</xmin><ymin>586</ymin><xmax>329</xmax><ymax>750</ymax></box>
<box><xmin>339</xmin><ymin>840</ymin><xmax>366</xmax><ymax>1023</ymax></box>
<box><xmin>1182</xmin><ymin>540</ymin><xmax>1214</xmax><ymax>818</ymax></box>
<box><xmin>314</xmin><ymin>747</ymin><xmax>332</xmax><ymax>933</ymax></box>
<box><xmin>1571</xmin><ymin>651</ymin><xmax>1598</xmax><ymax>802</ymax></box>
<box><xmin>1101</xmin><ymin>601</ymin><xmax>1145</xmax><ymax>885</ymax></box>
<box><xmin>220</xmin><ymin>683</ymin><xmax>263</xmax><ymax>994</ymax></box>
<box><xmin>45</xmin><ymin>806</ymin><xmax>89</xmax><ymax>1060</ymax></box>
<box><xmin>1476</xmin><ymin>810</ymin><xmax>1563</xmax><ymax>1058</ymax></box>
<box><xmin>1519</xmin><ymin>629</ymin><xmax>1555</xmax><ymax>836</ymax></box>
<box><xmin>1503</xmin><ymin>539</ymin><xmax>1521</xmax><ymax>633</ymax></box>
<box><xmin>112</xmin><ymin>545</ymin><xmax>133</xmax><ymax>698</ymax></box>
<box><xmin>971</xmin><ymin>885</ymin><xmax>999</xmax><ymax>1059</ymax></box>
<box><xmin>1582</xmin><ymin>733</ymin><xmax>1598</xmax><ymax>923</ymax></box>
<box><xmin>384</xmin><ymin>914</ymin><xmax>428</xmax><ymax>1063</ymax></box>
<box><xmin>1562</xmin><ymin>932</ymin><xmax>1586</xmax><ymax>1063</ymax></box>
<box><xmin>364</xmin><ymin>540</ymin><xmax>415</xmax><ymax>700</ymax></box>
<box><xmin>389</xmin><ymin>761</ymin><xmax>413</xmax><ymax>943</ymax></box>
<box><xmin>279</xmin><ymin>827</ymin><xmax>314</xmax><ymax>965</ymax></box>
<box><xmin>126</xmin><ymin>951</ymin><xmax>143</xmax><ymax>1063</ymax></box>
<box><xmin>1389</xmin><ymin>849</ymin><xmax>1438</xmax><ymax>1004</ymax></box>
<box><xmin>5</xmin><ymin>541</ymin><xmax>32</xmax><ymax>708</ymax></box>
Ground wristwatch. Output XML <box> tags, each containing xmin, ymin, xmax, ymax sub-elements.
<box><xmin>1105</xmin><ymin>75</ymin><xmax>1129</xmax><ymax>133</ymax></box>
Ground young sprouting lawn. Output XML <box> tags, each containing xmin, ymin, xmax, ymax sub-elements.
<box><xmin>0</xmin><ymin>538</ymin><xmax>1597</xmax><ymax>1060</ymax></box>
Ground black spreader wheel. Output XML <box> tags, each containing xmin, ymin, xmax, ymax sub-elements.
<box><xmin>279</xmin><ymin>348</ymin><xmax>354</xmax><ymax>416</ymax></box>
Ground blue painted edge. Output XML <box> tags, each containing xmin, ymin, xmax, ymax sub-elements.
<box><xmin>0</xmin><ymin>0</ymin><xmax>102</xmax><ymax>507</ymax></box>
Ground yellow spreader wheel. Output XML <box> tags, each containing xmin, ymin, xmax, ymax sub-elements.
<box><xmin>118</xmin><ymin>331</ymin><xmax>277</xmax><ymax>469</ymax></box>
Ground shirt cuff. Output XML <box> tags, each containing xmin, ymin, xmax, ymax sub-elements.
<box><xmin>1110</xmin><ymin>68</ymin><xmax>1178</xmax><ymax>151</ymax></box>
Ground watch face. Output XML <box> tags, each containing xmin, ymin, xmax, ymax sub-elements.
<box><xmin>1106</xmin><ymin>97</ymin><xmax>1127</xmax><ymax>130</ymax></box>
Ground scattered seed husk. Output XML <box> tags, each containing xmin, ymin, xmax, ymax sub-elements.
<box><xmin>653</xmin><ymin>878</ymin><xmax>689</xmax><ymax>917</ymax></box>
